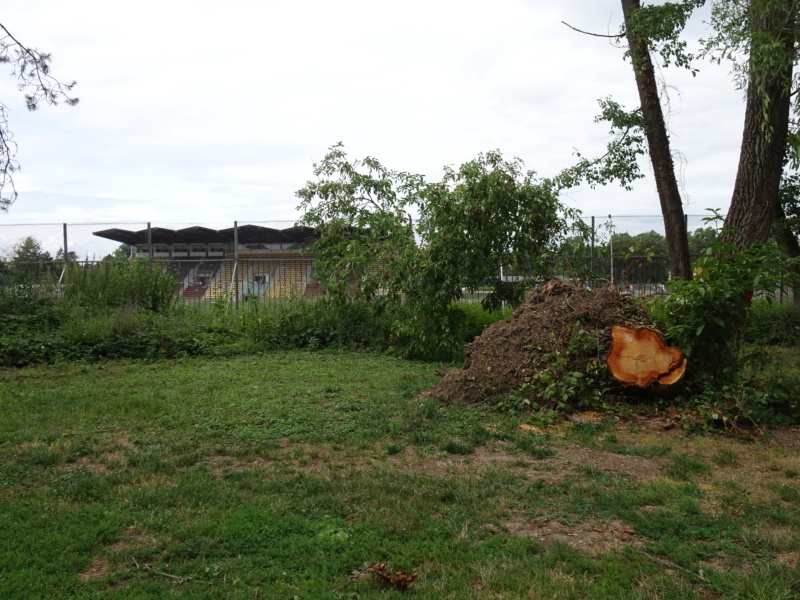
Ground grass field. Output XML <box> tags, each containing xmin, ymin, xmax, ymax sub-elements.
<box><xmin>2</xmin><ymin>351</ymin><xmax>800</xmax><ymax>599</ymax></box>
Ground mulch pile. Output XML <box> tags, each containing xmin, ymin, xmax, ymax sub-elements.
<box><xmin>426</xmin><ymin>280</ymin><xmax>654</xmax><ymax>403</ymax></box>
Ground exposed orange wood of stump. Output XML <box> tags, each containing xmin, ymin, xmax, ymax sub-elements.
<box><xmin>607</xmin><ymin>325</ymin><xmax>687</xmax><ymax>388</ymax></box>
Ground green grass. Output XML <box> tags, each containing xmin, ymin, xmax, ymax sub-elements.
<box><xmin>2</xmin><ymin>352</ymin><xmax>800</xmax><ymax>599</ymax></box>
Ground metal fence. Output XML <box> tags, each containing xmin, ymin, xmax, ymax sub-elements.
<box><xmin>0</xmin><ymin>215</ymin><xmax>793</xmax><ymax>304</ymax></box>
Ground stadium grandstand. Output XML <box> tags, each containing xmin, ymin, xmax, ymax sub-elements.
<box><xmin>93</xmin><ymin>224</ymin><xmax>320</xmax><ymax>304</ymax></box>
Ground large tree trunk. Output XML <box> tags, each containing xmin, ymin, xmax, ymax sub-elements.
<box><xmin>722</xmin><ymin>4</ymin><xmax>796</xmax><ymax>246</ymax></box>
<box><xmin>621</xmin><ymin>0</ymin><xmax>693</xmax><ymax>280</ymax></box>
<box><xmin>607</xmin><ymin>325</ymin><xmax>687</xmax><ymax>388</ymax></box>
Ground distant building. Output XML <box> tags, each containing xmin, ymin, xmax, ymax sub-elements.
<box><xmin>93</xmin><ymin>224</ymin><xmax>320</xmax><ymax>302</ymax></box>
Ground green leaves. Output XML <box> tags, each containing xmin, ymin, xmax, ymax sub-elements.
<box><xmin>297</xmin><ymin>144</ymin><xmax>583</xmax><ymax>359</ymax></box>
<box><xmin>662</xmin><ymin>211</ymin><xmax>799</xmax><ymax>381</ymax></box>
<box><xmin>554</xmin><ymin>98</ymin><xmax>647</xmax><ymax>192</ymax></box>
<box><xmin>623</xmin><ymin>0</ymin><xmax>706</xmax><ymax>73</ymax></box>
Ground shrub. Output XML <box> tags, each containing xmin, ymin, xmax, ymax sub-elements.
<box><xmin>662</xmin><ymin>239</ymin><xmax>793</xmax><ymax>381</ymax></box>
<box><xmin>245</xmin><ymin>297</ymin><xmax>392</xmax><ymax>351</ymax></box>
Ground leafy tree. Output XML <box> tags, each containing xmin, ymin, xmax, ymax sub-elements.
<box><xmin>0</xmin><ymin>23</ymin><xmax>78</xmax><ymax>210</ymax></box>
<box><xmin>566</xmin><ymin>1</ymin><xmax>800</xmax><ymax>387</ymax></box>
<box><xmin>569</xmin><ymin>0</ymin><xmax>799</xmax><ymax>264</ymax></box>
<box><xmin>102</xmin><ymin>244</ymin><xmax>133</xmax><ymax>266</ymax></box>
<box><xmin>564</xmin><ymin>1</ymin><xmax>700</xmax><ymax>280</ymax></box>
<box><xmin>297</xmin><ymin>144</ymin><xmax>582</xmax><ymax>359</ymax></box>
<box><xmin>10</xmin><ymin>235</ymin><xmax>53</xmax><ymax>281</ymax></box>
<box><xmin>687</xmin><ymin>226</ymin><xmax>718</xmax><ymax>257</ymax></box>
<box><xmin>618</xmin><ymin>0</ymin><xmax>696</xmax><ymax>279</ymax></box>
<box><xmin>55</xmin><ymin>247</ymin><xmax>78</xmax><ymax>264</ymax></box>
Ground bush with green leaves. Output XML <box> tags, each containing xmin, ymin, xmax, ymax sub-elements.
<box><xmin>662</xmin><ymin>238</ymin><xmax>795</xmax><ymax>382</ymax></box>
<box><xmin>297</xmin><ymin>144</ymin><xmax>586</xmax><ymax>359</ymax></box>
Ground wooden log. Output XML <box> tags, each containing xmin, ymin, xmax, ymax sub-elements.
<box><xmin>607</xmin><ymin>325</ymin><xmax>687</xmax><ymax>389</ymax></box>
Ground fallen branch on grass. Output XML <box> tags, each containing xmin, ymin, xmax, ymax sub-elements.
<box><xmin>132</xmin><ymin>557</ymin><xmax>192</xmax><ymax>583</ymax></box>
<box><xmin>636</xmin><ymin>549</ymin><xmax>708</xmax><ymax>583</ymax></box>
<box><xmin>62</xmin><ymin>428</ymin><xmax>117</xmax><ymax>436</ymax></box>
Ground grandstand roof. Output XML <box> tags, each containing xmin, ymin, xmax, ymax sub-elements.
<box><xmin>93</xmin><ymin>224</ymin><xmax>318</xmax><ymax>246</ymax></box>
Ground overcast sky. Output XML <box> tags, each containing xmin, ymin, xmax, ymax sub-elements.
<box><xmin>0</xmin><ymin>0</ymin><xmax>745</xmax><ymax>234</ymax></box>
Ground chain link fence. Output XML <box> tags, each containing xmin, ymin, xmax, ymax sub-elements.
<box><xmin>0</xmin><ymin>215</ymin><xmax>793</xmax><ymax>304</ymax></box>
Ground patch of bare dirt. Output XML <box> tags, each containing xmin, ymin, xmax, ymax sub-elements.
<box><xmin>78</xmin><ymin>556</ymin><xmax>113</xmax><ymax>581</ymax></box>
<box><xmin>776</xmin><ymin>552</ymin><xmax>799</xmax><ymax>569</ymax></box>
<box><xmin>503</xmin><ymin>515</ymin><xmax>641</xmax><ymax>556</ymax></box>
<box><xmin>426</xmin><ymin>280</ymin><xmax>654</xmax><ymax>404</ymax></box>
<box><xmin>390</xmin><ymin>445</ymin><xmax>521</xmax><ymax>477</ymax></box>
<box><xmin>614</xmin><ymin>422</ymin><xmax>800</xmax><ymax>503</ymax></box>
<box><xmin>386</xmin><ymin>442</ymin><xmax>662</xmax><ymax>481</ymax></box>
<box><xmin>60</xmin><ymin>448</ymin><xmax>129</xmax><ymax>475</ymax></box>
<box><xmin>553</xmin><ymin>445</ymin><xmax>662</xmax><ymax>479</ymax></box>
<box><xmin>767</xmin><ymin>427</ymin><xmax>800</xmax><ymax>450</ymax></box>
<box><xmin>78</xmin><ymin>527</ymin><xmax>158</xmax><ymax>583</ymax></box>
<box><xmin>111</xmin><ymin>435</ymin><xmax>136</xmax><ymax>450</ymax></box>
<box><xmin>108</xmin><ymin>526</ymin><xmax>158</xmax><ymax>552</ymax></box>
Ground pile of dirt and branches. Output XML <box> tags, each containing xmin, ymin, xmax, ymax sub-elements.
<box><xmin>427</xmin><ymin>280</ymin><xmax>674</xmax><ymax>404</ymax></box>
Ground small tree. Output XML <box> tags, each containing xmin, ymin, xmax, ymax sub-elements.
<box><xmin>297</xmin><ymin>144</ymin><xmax>583</xmax><ymax>359</ymax></box>
<box><xmin>10</xmin><ymin>235</ymin><xmax>53</xmax><ymax>281</ymax></box>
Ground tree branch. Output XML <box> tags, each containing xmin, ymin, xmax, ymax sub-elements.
<box><xmin>562</xmin><ymin>21</ymin><xmax>623</xmax><ymax>39</ymax></box>
<box><xmin>0</xmin><ymin>22</ymin><xmax>78</xmax><ymax>210</ymax></box>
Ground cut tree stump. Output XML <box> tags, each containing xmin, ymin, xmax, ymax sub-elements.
<box><xmin>607</xmin><ymin>325</ymin><xmax>687</xmax><ymax>389</ymax></box>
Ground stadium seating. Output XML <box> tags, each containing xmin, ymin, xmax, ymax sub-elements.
<box><xmin>267</xmin><ymin>260</ymin><xmax>312</xmax><ymax>299</ymax></box>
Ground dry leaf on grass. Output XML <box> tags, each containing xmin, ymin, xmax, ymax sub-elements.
<box><xmin>369</xmin><ymin>563</ymin><xmax>420</xmax><ymax>590</ymax></box>
<box><xmin>335</xmin><ymin>562</ymin><xmax>420</xmax><ymax>592</ymax></box>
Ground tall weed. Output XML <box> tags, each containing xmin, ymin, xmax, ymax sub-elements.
<box><xmin>61</xmin><ymin>259</ymin><xmax>178</xmax><ymax>313</ymax></box>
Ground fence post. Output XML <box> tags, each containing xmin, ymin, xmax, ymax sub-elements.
<box><xmin>147</xmin><ymin>222</ymin><xmax>152</xmax><ymax>259</ymax></box>
<box><xmin>234</xmin><ymin>221</ymin><xmax>239</xmax><ymax>309</ymax></box>
<box><xmin>590</xmin><ymin>216</ymin><xmax>595</xmax><ymax>275</ymax></box>
<box><xmin>608</xmin><ymin>215</ymin><xmax>614</xmax><ymax>286</ymax></box>
<box><xmin>58</xmin><ymin>223</ymin><xmax>68</xmax><ymax>285</ymax></box>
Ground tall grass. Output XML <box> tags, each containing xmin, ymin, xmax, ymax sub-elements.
<box><xmin>744</xmin><ymin>300</ymin><xmax>800</xmax><ymax>346</ymax></box>
<box><xmin>61</xmin><ymin>260</ymin><xmax>178</xmax><ymax>313</ymax></box>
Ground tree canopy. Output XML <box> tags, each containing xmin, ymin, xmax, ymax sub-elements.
<box><xmin>297</xmin><ymin>144</ymin><xmax>584</xmax><ymax>358</ymax></box>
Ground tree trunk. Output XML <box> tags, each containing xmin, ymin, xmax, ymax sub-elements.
<box><xmin>621</xmin><ymin>0</ymin><xmax>693</xmax><ymax>281</ymax></box>
<box><xmin>607</xmin><ymin>325</ymin><xmax>687</xmax><ymax>388</ymax></box>
<box><xmin>722</xmin><ymin>5</ymin><xmax>796</xmax><ymax>246</ymax></box>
